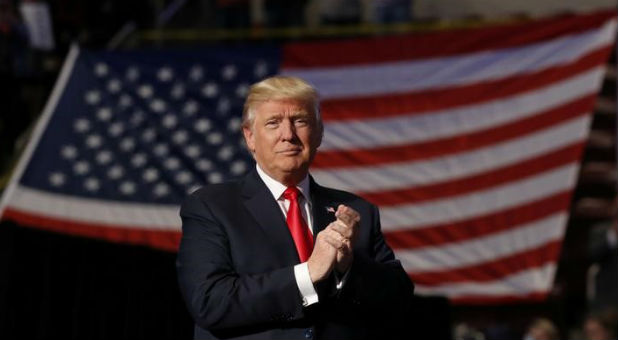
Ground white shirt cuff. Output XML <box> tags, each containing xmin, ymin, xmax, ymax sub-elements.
<box><xmin>294</xmin><ymin>263</ymin><xmax>319</xmax><ymax>306</ymax></box>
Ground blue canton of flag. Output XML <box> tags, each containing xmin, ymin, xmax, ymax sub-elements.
<box><xmin>19</xmin><ymin>47</ymin><xmax>280</xmax><ymax>204</ymax></box>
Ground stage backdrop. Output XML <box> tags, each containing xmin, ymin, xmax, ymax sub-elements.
<box><xmin>1</xmin><ymin>10</ymin><xmax>616</xmax><ymax>305</ymax></box>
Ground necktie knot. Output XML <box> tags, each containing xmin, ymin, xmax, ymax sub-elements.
<box><xmin>283</xmin><ymin>186</ymin><xmax>300</xmax><ymax>201</ymax></box>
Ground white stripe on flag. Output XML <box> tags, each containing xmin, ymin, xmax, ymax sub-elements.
<box><xmin>319</xmin><ymin>68</ymin><xmax>602</xmax><ymax>151</ymax></box>
<box><xmin>414</xmin><ymin>263</ymin><xmax>556</xmax><ymax>297</ymax></box>
<box><xmin>379</xmin><ymin>163</ymin><xmax>579</xmax><ymax>230</ymax></box>
<box><xmin>396</xmin><ymin>212</ymin><xmax>566</xmax><ymax>272</ymax></box>
<box><xmin>7</xmin><ymin>185</ymin><xmax>180</xmax><ymax>230</ymax></box>
<box><xmin>313</xmin><ymin>115</ymin><xmax>590</xmax><ymax>193</ymax></box>
<box><xmin>283</xmin><ymin>21</ymin><xmax>616</xmax><ymax>99</ymax></box>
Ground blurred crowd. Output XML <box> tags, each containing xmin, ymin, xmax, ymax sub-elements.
<box><xmin>211</xmin><ymin>0</ymin><xmax>412</xmax><ymax>28</ymax></box>
<box><xmin>453</xmin><ymin>310</ymin><xmax>618</xmax><ymax>340</ymax></box>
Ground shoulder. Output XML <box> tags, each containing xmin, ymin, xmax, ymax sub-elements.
<box><xmin>313</xmin><ymin>182</ymin><xmax>377</xmax><ymax>212</ymax></box>
<box><xmin>180</xmin><ymin>179</ymin><xmax>243</xmax><ymax>213</ymax></box>
<box><xmin>316</xmin><ymin>185</ymin><xmax>365</xmax><ymax>202</ymax></box>
<box><xmin>192</xmin><ymin>181</ymin><xmax>241</xmax><ymax>200</ymax></box>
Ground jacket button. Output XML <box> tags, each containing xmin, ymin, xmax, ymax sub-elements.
<box><xmin>304</xmin><ymin>328</ymin><xmax>313</xmax><ymax>338</ymax></box>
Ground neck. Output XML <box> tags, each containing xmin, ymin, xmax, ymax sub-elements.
<box><xmin>257</xmin><ymin>165</ymin><xmax>307</xmax><ymax>187</ymax></box>
<box><xmin>279</xmin><ymin>174</ymin><xmax>304</xmax><ymax>187</ymax></box>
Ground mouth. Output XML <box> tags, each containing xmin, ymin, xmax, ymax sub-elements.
<box><xmin>277</xmin><ymin>149</ymin><xmax>302</xmax><ymax>156</ymax></box>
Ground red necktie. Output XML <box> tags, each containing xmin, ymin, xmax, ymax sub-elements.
<box><xmin>283</xmin><ymin>187</ymin><xmax>314</xmax><ymax>262</ymax></box>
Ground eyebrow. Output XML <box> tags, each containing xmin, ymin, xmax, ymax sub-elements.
<box><xmin>290</xmin><ymin>111</ymin><xmax>310</xmax><ymax>118</ymax></box>
<box><xmin>264</xmin><ymin>110</ymin><xmax>310</xmax><ymax>120</ymax></box>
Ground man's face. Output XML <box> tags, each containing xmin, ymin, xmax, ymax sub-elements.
<box><xmin>243</xmin><ymin>98</ymin><xmax>322</xmax><ymax>185</ymax></box>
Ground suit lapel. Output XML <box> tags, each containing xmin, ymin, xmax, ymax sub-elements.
<box><xmin>241</xmin><ymin>169</ymin><xmax>299</xmax><ymax>264</ymax></box>
<box><xmin>310</xmin><ymin>176</ymin><xmax>338</xmax><ymax>235</ymax></box>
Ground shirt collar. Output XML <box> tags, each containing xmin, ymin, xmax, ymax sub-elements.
<box><xmin>256</xmin><ymin>164</ymin><xmax>311</xmax><ymax>202</ymax></box>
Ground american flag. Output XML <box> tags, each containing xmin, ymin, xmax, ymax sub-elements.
<box><xmin>1</xmin><ymin>10</ymin><xmax>616</xmax><ymax>304</ymax></box>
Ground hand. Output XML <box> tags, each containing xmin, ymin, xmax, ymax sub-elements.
<box><xmin>306</xmin><ymin>228</ymin><xmax>343</xmax><ymax>283</ymax></box>
<box><xmin>307</xmin><ymin>205</ymin><xmax>360</xmax><ymax>282</ymax></box>
<box><xmin>331</xmin><ymin>205</ymin><xmax>360</xmax><ymax>273</ymax></box>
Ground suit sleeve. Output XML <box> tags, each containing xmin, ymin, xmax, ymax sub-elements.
<box><xmin>339</xmin><ymin>204</ymin><xmax>415</xmax><ymax>320</ymax></box>
<box><xmin>176</xmin><ymin>193</ymin><xmax>306</xmax><ymax>332</ymax></box>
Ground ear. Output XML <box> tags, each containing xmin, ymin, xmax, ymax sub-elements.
<box><xmin>315</xmin><ymin>120</ymin><xmax>323</xmax><ymax>148</ymax></box>
<box><xmin>243</xmin><ymin>125</ymin><xmax>256</xmax><ymax>153</ymax></box>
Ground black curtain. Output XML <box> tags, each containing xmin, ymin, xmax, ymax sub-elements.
<box><xmin>0</xmin><ymin>221</ymin><xmax>193</xmax><ymax>339</ymax></box>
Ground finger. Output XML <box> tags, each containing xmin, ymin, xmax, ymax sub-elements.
<box><xmin>335</xmin><ymin>205</ymin><xmax>360</xmax><ymax>227</ymax></box>
<box><xmin>314</xmin><ymin>232</ymin><xmax>338</xmax><ymax>255</ymax></box>
<box><xmin>326</xmin><ymin>226</ymin><xmax>353</xmax><ymax>248</ymax></box>
<box><xmin>325</xmin><ymin>227</ymin><xmax>347</xmax><ymax>242</ymax></box>
<box><xmin>338</xmin><ymin>238</ymin><xmax>352</xmax><ymax>254</ymax></box>
<box><xmin>336</xmin><ymin>214</ymin><xmax>354</xmax><ymax>228</ymax></box>
<box><xmin>334</xmin><ymin>205</ymin><xmax>349</xmax><ymax>222</ymax></box>
<box><xmin>322</xmin><ymin>233</ymin><xmax>346</xmax><ymax>251</ymax></box>
<box><xmin>325</xmin><ymin>228</ymin><xmax>351</xmax><ymax>249</ymax></box>
<box><xmin>328</xmin><ymin>221</ymin><xmax>352</xmax><ymax>238</ymax></box>
<box><xmin>316</xmin><ymin>229</ymin><xmax>338</xmax><ymax>244</ymax></box>
<box><xmin>337</xmin><ymin>205</ymin><xmax>358</xmax><ymax>218</ymax></box>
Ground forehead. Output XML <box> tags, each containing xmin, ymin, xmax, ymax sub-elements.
<box><xmin>254</xmin><ymin>99</ymin><xmax>313</xmax><ymax>117</ymax></box>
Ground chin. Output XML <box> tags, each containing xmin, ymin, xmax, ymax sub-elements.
<box><xmin>279</xmin><ymin>160</ymin><xmax>309</xmax><ymax>173</ymax></box>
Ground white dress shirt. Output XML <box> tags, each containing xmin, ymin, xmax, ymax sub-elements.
<box><xmin>256</xmin><ymin>165</ymin><xmax>319</xmax><ymax>306</ymax></box>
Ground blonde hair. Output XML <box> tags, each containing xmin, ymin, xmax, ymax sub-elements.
<box><xmin>242</xmin><ymin>76</ymin><xmax>321</xmax><ymax>129</ymax></box>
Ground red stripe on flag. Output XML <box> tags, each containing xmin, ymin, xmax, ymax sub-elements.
<box><xmin>448</xmin><ymin>292</ymin><xmax>549</xmax><ymax>305</ymax></box>
<box><xmin>319</xmin><ymin>46</ymin><xmax>610</xmax><ymax>121</ymax></box>
<box><xmin>2</xmin><ymin>208</ymin><xmax>181</xmax><ymax>252</ymax></box>
<box><xmin>409</xmin><ymin>240</ymin><xmax>562</xmax><ymax>285</ymax></box>
<box><xmin>384</xmin><ymin>191</ymin><xmax>571</xmax><ymax>249</ymax></box>
<box><xmin>282</xmin><ymin>10</ymin><xmax>616</xmax><ymax>68</ymax></box>
<box><xmin>361</xmin><ymin>142</ymin><xmax>585</xmax><ymax>206</ymax></box>
<box><xmin>313</xmin><ymin>95</ymin><xmax>595</xmax><ymax>168</ymax></box>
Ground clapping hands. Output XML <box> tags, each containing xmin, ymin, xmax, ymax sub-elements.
<box><xmin>307</xmin><ymin>205</ymin><xmax>360</xmax><ymax>282</ymax></box>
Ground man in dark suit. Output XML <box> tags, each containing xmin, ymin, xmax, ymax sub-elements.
<box><xmin>177</xmin><ymin>76</ymin><xmax>414</xmax><ymax>339</ymax></box>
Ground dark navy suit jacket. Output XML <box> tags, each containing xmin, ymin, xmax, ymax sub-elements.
<box><xmin>176</xmin><ymin>169</ymin><xmax>414</xmax><ymax>339</ymax></box>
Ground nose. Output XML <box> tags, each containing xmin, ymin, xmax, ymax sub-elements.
<box><xmin>280</xmin><ymin>119</ymin><xmax>296</xmax><ymax>142</ymax></box>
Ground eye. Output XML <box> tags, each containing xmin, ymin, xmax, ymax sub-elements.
<box><xmin>265</xmin><ymin>119</ymin><xmax>279</xmax><ymax>128</ymax></box>
<box><xmin>294</xmin><ymin>118</ymin><xmax>309</xmax><ymax>126</ymax></box>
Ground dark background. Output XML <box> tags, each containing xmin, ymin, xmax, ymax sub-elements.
<box><xmin>0</xmin><ymin>221</ymin><xmax>193</xmax><ymax>339</ymax></box>
<box><xmin>0</xmin><ymin>221</ymin><xmax>455</xmax><ymax>339</ymax></box>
